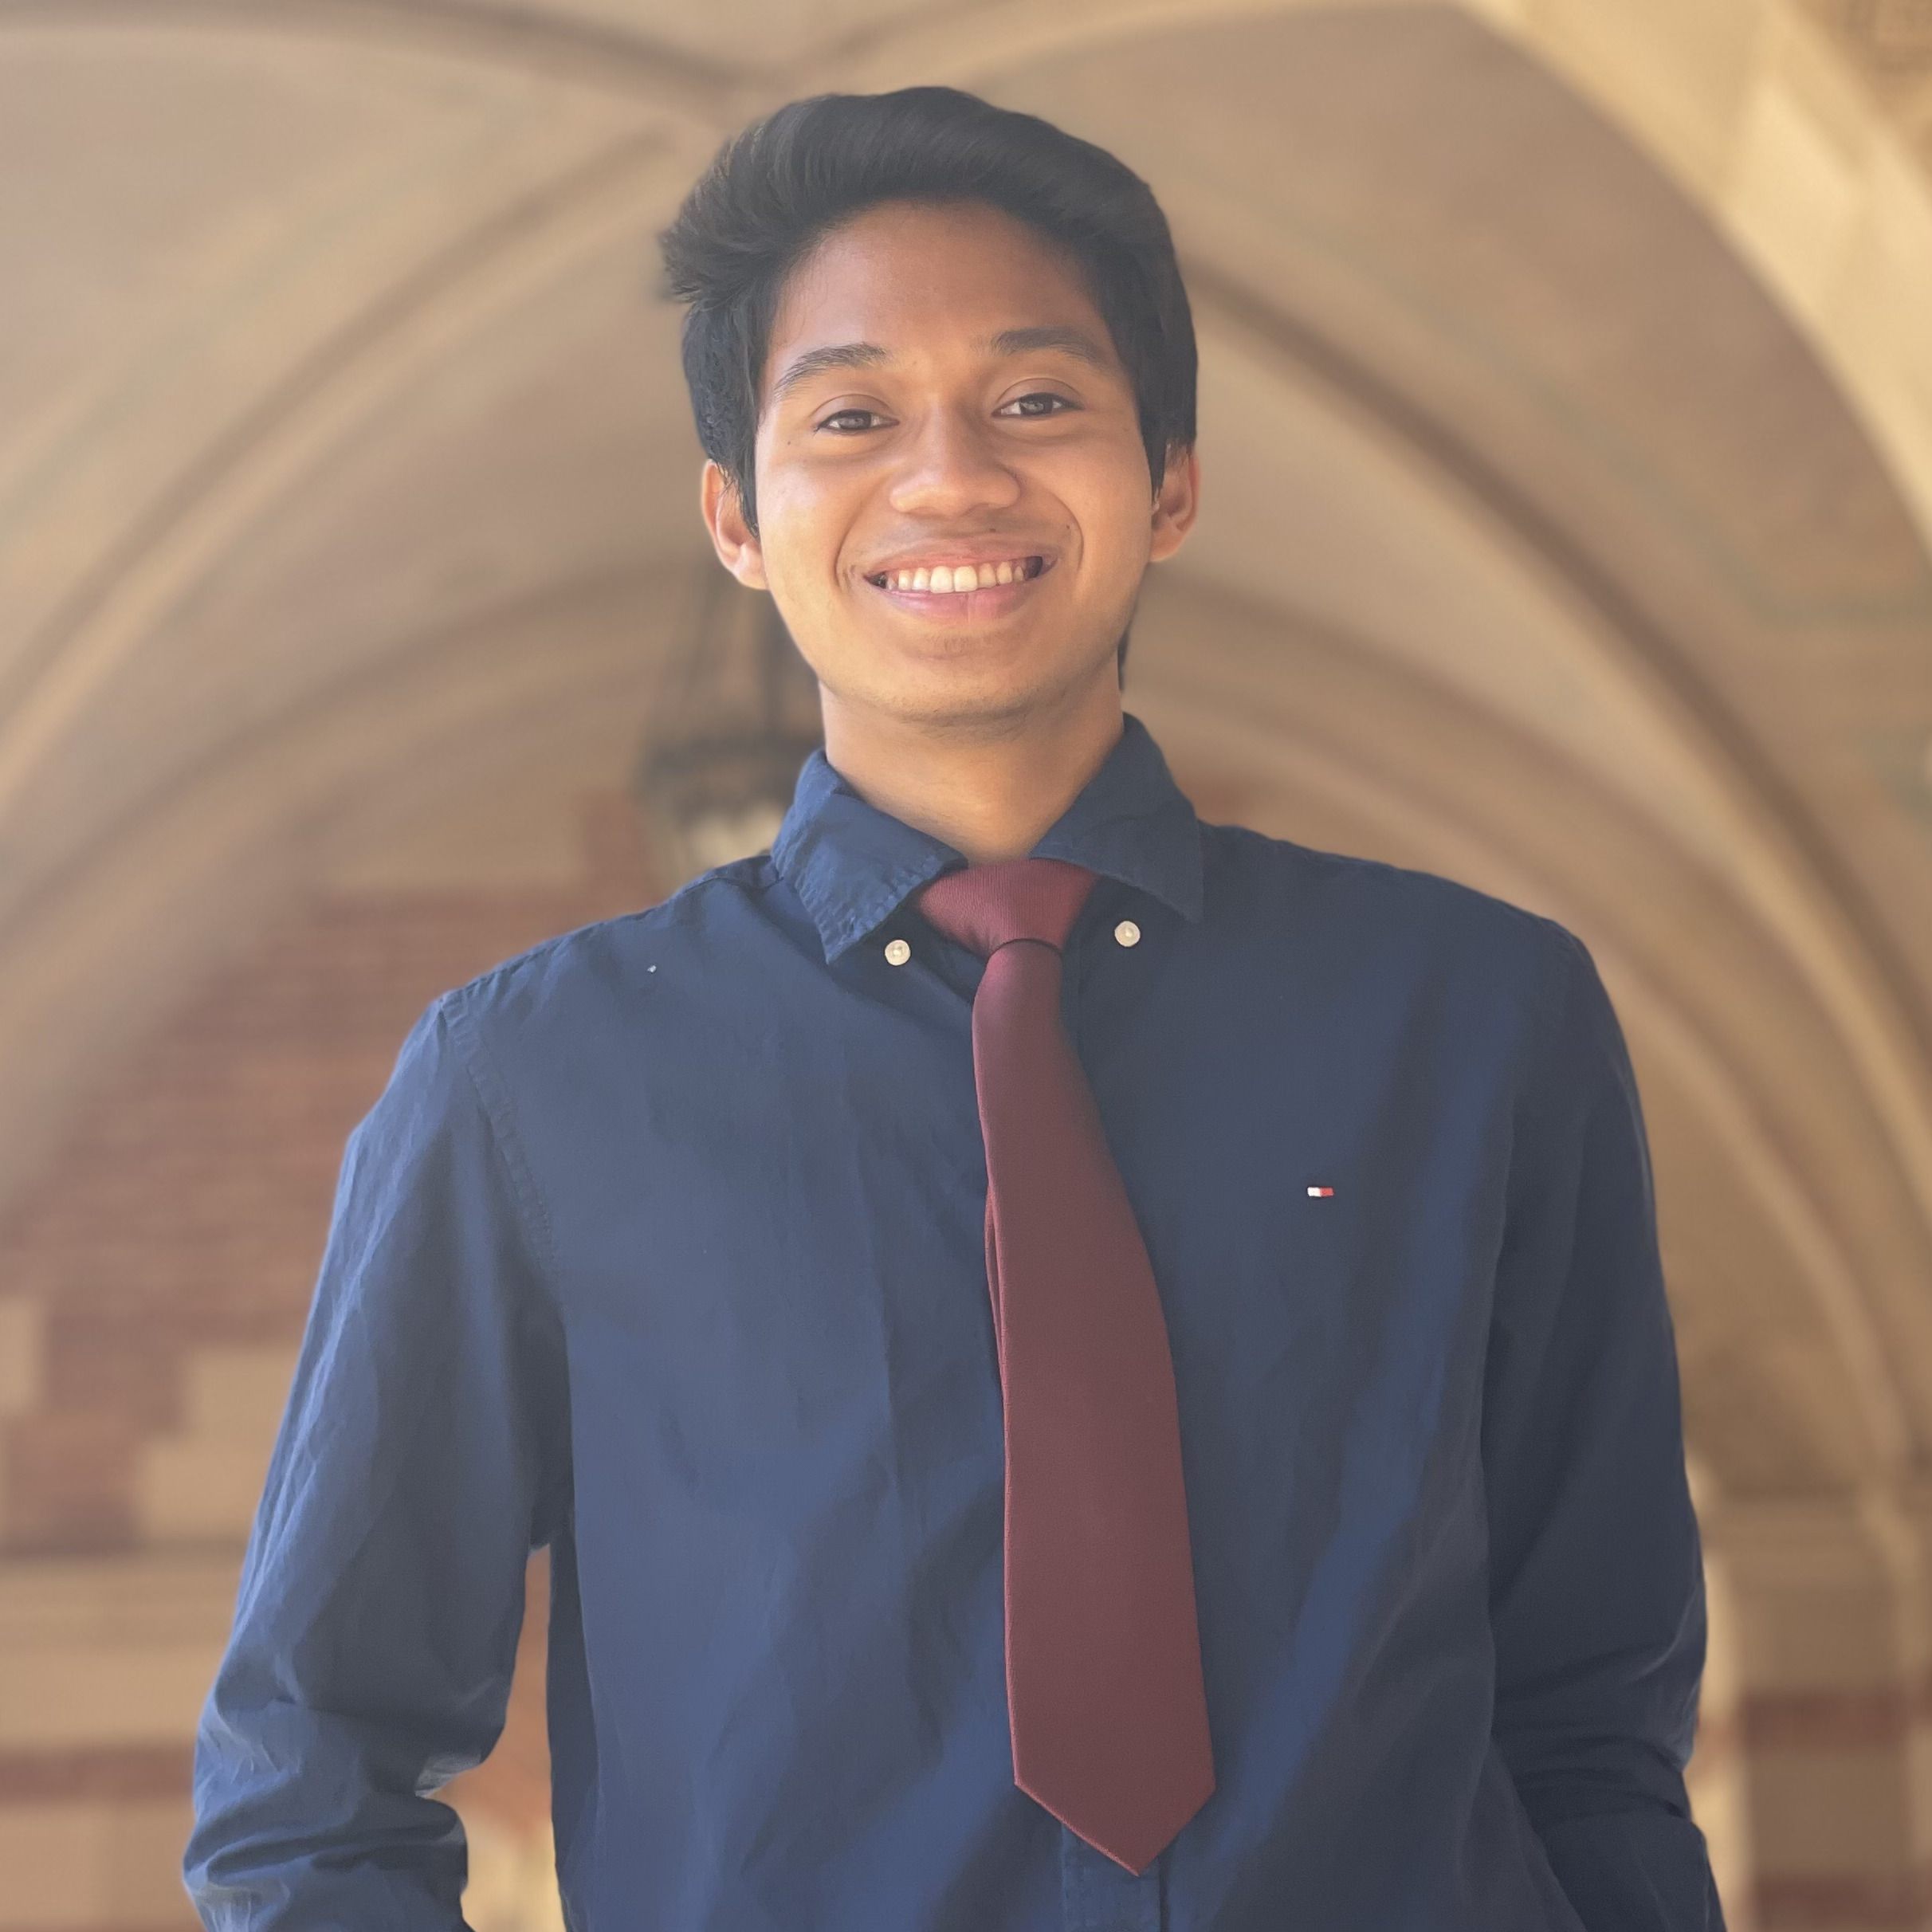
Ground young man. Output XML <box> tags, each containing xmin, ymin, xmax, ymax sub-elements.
<box><xmin>184</xmin><ymin>86</ymin><xmax>1725</xmax><ymax>1930</ymax></box>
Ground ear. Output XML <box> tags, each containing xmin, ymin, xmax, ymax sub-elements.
<box><xmin>1148</xmin><ymin>442</ymin><xmax>1201</xmax><ymax>565</ymax></box>
<box><xmin>701</xmin><ymin>459</ymin><xmax>769</xmax><ymax>591</ymax></box>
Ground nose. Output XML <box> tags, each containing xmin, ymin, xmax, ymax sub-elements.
<box><xmin>886</xmin><ymin>402</ymin><xmax>1023</xmax><ymax>519</ymax></box>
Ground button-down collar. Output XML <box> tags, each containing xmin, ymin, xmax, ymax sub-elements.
<box><xmin>769</xmin><ymin>709</ymin><xmax>1206</xmax><ymax>964</ymax></box>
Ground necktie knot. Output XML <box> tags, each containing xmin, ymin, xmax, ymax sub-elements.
<box><xmin>913</xmin><ymin>855</ymin><xmax>1099</xmax><ymax>960</ymax></box>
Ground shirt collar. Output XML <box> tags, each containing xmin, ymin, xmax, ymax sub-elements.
<box><xmin>770</xmin><ymin>709</ymin><xmax>1206</xmax><ymax>964</ymax></box>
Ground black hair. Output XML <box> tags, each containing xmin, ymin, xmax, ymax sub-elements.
<box><xmin>654</xmin><ymin>84</ymin><xmax>1198</xmax><ymax>683</ymax></box>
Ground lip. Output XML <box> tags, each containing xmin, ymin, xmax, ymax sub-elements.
<box><xmin>862</xmin><ymin>554</ymin><xmax>1056</xmax><ymax>624</ymax></box>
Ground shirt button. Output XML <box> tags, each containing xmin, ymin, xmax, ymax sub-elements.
<box><xmin>1114</xmin><ymin>919</ymin><xmax>1141</xmax><ymax>948</ymax></box>
<box><xmin>883</xmin><ymin>937</ymin><xmax>912</xmax><ymax>965</ymax></box>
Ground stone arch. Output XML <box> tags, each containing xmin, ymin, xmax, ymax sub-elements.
<box><xmin>2</xmin><ymin>3</ymin><xmax>1931</xmax><ymax>1922</ymax></box>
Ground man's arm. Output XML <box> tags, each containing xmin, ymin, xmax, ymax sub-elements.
<box><xmin>1482</xmin><ymin>924</ymin><xmax>1726</xmax><ymax>1930</ymax></box>
<box><xmin>183</xmin><ymin>990</ymin><xmax>571</xmax><ymax>1930</ymax></box>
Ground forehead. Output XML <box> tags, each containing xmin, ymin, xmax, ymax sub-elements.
<box><xmin>761</xmin><ymin>200</ymin><xmax>1115</xmax><ymax>407</ymax></box>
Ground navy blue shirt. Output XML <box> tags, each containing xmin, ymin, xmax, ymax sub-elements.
<box><xmin>184</xmin><ymin>709</ymin><xmax>1724</xmax><ymax>1930</ymax></box>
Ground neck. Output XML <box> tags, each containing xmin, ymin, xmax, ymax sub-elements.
<box><xmin>819</xmin><ymin>677</ymin><xmax>1126</xmax><ymax>867</ymax></box>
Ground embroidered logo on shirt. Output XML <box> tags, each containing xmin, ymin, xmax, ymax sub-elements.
<box><xmin>1306</xmin><ymin>1185</ymin><xmax>1335</xmax><ymax>1197</ymax></box>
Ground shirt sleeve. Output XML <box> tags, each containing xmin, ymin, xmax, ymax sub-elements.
<box><xmin>182</xmin><ymin>989</ymin><xmax>571</xmax><ymax>1930</ymax></box>
<box><xmin>1482</xmin><ymin>925</ymin><xmax>1727</xmax><ymax>1931</ymax></box>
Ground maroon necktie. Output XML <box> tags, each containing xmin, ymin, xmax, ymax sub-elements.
<box><xmin>913</xmin><ymin>854</ymin><xmax>1215</xmax><ymax>1875</ymax></box>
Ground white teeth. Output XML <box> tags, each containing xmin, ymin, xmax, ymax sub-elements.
<box><xmin>879</xmin><ymin>557</ymin><xmax>1038</xmax><ymax>593</ymax></box>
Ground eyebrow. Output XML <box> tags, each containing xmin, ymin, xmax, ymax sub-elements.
<box><xmin>768</xmin><ymin>324</ymin><xmax>1114</xmax><ymax>405</ymax></box>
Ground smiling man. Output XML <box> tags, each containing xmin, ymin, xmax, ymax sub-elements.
<box><xmin>184</xmin><ymin>86</ymin><xmax>1726</xmax><ymax>1932</ymax></box>
<box><xmin>701</xmin><ymin>189</ymin><xmax>1194</xmax><ymax>862</ymax></box>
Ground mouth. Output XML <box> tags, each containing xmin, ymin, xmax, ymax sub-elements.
<box><xmin>873</xmin><ymin>556</ymin><xmax>1058</xmax><ymax>591</ymax></box>
<box><xmin>861</xmin><ymin>554</ymin><xmax>1054</xmax><ymax>622</ymax></box>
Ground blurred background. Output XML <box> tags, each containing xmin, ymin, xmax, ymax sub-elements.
<box><xmin>2</xmin><ymin>1</ymin><xmax>1932</xmax><ymax>1926</ymax></box>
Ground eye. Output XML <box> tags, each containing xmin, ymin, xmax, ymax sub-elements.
<box><xmin>817</xmin><ymin>407</ymin><xmax>882</xmax><ymax>434</ymax></box>
<box><xmin>1002</xmin><ymin>392</ymin><xmax>1074</xmax><ymax>418</ymax></box>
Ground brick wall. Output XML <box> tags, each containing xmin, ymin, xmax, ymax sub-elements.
<box><xmin>0</xmin><ymin>786</ymin><xmax>660</xmax><ymax>1930</ymax></box>
<box><xmin>0</xmin><ymin>789</ymin><xmax>657</xmax><ymax>1558</ymax></box>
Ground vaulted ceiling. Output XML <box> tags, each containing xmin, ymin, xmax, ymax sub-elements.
<box><xmin>3</xmin><ymin>0</ymin><xmax>1931</xmax><ymax>1508</ymax></box>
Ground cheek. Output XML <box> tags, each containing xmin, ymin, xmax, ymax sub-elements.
<box><xmin>1038</xmin><ymin>438</ymin><xmax>1153</xmax><ymax>564</ymax></box>
<box><xmin>751</xmin><ymin>483</ymin><xmax>839</xmax><ymax>594</ymax></box>
<box><xmin>1062</xmin><ymin>481</ymin><xmax>1154</xmax><ymax>582</ymax></box>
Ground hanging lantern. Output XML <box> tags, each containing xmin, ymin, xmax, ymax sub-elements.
<box><xmin>630</xmin><ymin>560</ymin><xmax>822</xmax><ymax>885</ymax></box>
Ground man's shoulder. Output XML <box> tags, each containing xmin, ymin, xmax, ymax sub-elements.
<box><xmin>1200</xmin><ymin>818</ymin><xmax>1575</xmax><ymax>976</ymax></box>
<box><xmin>426</xmin><ymin>851</ymin><xmax>776</xmax><ymax>1039</ymax></box>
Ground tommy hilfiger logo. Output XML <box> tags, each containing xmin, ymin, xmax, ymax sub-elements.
<box><xmin>1306</xmin><ymin>1185</ymin><xmax>1335</xmax><ymax>1197</ymax></box>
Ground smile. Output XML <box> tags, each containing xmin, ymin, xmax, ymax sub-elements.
<box><xmin>863</xmin><ymin>556</ymin><xmax>1050</xmax><ymax>595</ymax></box>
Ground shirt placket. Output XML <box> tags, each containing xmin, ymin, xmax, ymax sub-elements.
<box><xmin>1061</xmin><ymin>1831</ymin><xmax>1165</xmax><ymax>1931</ymax></box>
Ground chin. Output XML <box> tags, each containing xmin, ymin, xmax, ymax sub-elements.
<box><xmin>857</xmin><ymin>670</ymin><xmax>1047</xmax><ymax>728</ymax></box>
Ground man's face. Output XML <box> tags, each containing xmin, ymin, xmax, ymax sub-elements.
<box><xmin>702</xmin><ymin>197</ymin><xmax>1198</xmax><ymax>734</ymax></box>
